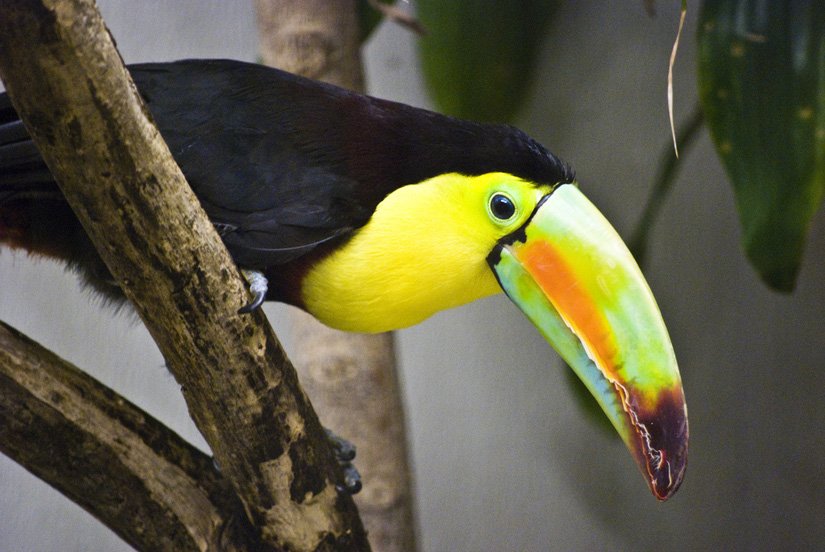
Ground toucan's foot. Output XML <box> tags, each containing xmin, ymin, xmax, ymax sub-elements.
<box><xmin>326</xmin><ymin>428</ymin><xmax>356</xmax><ymax>461</ymax></box>
<box><xmin>326</xmin><ymin>429</ymin><xmax>362</xmax><ymax>494</ymax></box>
<box><xmin>340</xmin><ymin>465</ymin><xmax>362</xmax><ymax>495</ymax></box>
<box><xmin>238</xmin><ymin>269</ymin><xmax>268</xmax><ymax>313</ymax></box>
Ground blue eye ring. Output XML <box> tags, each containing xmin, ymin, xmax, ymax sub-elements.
<box><xmin>489</xmin><ymin>192</ymin><xmax>516</xmax><ymax>221</ymax></box>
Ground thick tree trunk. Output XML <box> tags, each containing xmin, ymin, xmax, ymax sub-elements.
<box><xmin>255</xmin><ymin>3</ymin><xmax>418</xmax><ymax>551</ymax></box>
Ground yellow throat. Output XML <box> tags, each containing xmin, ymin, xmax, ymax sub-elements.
<box><xmin>300</xmin><ymin>172</ymin><xmax>552</xmax><ymax>333</ymax></box>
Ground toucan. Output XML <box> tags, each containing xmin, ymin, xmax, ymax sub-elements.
<box><xmin>0</xmin><ymin>59</ymin><xmax>688</xmax><ymax>501</ymax></box>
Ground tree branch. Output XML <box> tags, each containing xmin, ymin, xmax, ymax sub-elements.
<box><xmin>0</xmin><ymin>1</ymin><xmax>368</xmax><ymax>550</ymax></box>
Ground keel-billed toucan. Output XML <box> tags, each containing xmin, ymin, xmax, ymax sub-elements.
<box><xmin>0</xmin><ymin>59</ymin><xmax>688</xmax><ymax>500</ymax></box>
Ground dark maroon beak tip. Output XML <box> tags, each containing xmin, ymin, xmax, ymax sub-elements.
<box><xmin>651</xmin><ymin>453</ymin><xmax>688</xmax><ymax>501</ymax></box>
<box><xmin>636</xmin><ymin>389</ymin><xmax>689</xmax><ymax>501</ymax></box>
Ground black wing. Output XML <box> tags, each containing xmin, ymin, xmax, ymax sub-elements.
<box><xmin>129</xmin><ymin>60</ymin><xmax>373</xmax><ymax>268</ymax></box>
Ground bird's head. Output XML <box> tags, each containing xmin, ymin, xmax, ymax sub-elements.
<box><xmin>302</xmin><ymin>171</ymin><xmax>687</xmax><ymax>501</ymax></box>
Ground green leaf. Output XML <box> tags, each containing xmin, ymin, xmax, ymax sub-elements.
<box><xmin>697</xmin><ymin>0</ymin><xmax>825</xmax><ymax>291</ymax></box>
<box><xmin>416</xmin><ymin>0</ymin><xmax>558</xmax><ymax>123</ymax></box>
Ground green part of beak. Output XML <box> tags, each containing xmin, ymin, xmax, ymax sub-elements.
<box><xmin>488</xmin><ymin>184</ymin><xmax>688</xmax><ymax>501</ymax></box>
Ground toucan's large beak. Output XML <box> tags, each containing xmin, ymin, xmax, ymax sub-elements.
<box><xmin>488</xmin><ymin>183</ymin><xmax>688</xmax><ymax>501</ymax></box>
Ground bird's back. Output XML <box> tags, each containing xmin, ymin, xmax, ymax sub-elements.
<box><xmin>0</xmin><ymin>59</ymin><xmax>571</xmax><ymax>304</ymax></box>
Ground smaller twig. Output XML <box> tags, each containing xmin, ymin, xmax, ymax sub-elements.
<box><xmin>629</xmin><ymin>103</ymin><xmax>704</xmax><ymax>265</ymax></box>
<box><xmin>368</xmin><ymin>0</ymin><xmax>427</xmax><ymax>36</ymax></box>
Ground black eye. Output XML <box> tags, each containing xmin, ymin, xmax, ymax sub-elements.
<box><xmin>490</xmin><ymin>193</ymin><xmax>516</xmax><ymax>220</ymax></box>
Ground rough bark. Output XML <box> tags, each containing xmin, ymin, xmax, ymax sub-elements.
<box><xmin>255</xmin><ymin>2</ymin><xmax>418</xmax><ymax>551</ymax></box>
<box><xmin>0</xmin><ymin>1</ymin><xmax>368</xmax><ymax>550</ymax></box>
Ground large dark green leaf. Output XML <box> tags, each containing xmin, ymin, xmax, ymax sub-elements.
<box><xmin>416</xmin><ymin>1</ymin><xmax>557</xmax><ymax>123</ymax></box>
<box><xmin>697</xmin><ymin>1</ymin><xmax>825</xmax><ymax>291</ymax></box>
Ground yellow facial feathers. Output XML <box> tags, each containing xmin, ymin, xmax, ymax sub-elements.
<box><xmin>301</xmin><ymin>172</ymin><xmax>552</xmax><ymax>333</ymax></box>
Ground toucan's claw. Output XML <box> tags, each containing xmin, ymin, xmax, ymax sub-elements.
<box><xmin>326</xmin><ymin>428</ymin><xmax>357</xmax><ymax>462</ymax></box>
<box><xmin>326</xmin><ymin>429</ymin><xmax>362</xmax><ymax>494</ymax></box>
<box><xmin>340</xmin><ymin>465</ymin><xmax>363</xmax><ymax>495</ymax></box>
<box><xmin>238</xmin><ymin>269</ymin><xmax>268</xmax><ymax>313</ymax></box>
<box><xmin>238</xmin><ymin>290</ymin><xmax>265</xmax><ymax>314</ymax></box>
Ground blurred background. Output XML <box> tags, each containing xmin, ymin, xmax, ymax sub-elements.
<box><xmin>1</xmin><ymin>2</ymin><xmax>824</xmax><ymax>551</ymax></box>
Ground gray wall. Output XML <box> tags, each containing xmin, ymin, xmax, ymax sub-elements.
<box><xmin>2</xmin><ymin>2</ymin><xmax>824</xmax><ymax>551</ymax></box>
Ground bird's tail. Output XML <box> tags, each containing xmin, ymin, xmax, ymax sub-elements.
<box><xmin>0</xmin><ymin>93</ymin><xmax>59</xmax><ymax>204</ymax></box>
<box><xmin>0</xmin><ymin>92</ymin><xmax>69</xmax><ymax>257</ymax></box>
<box><xmin>0</xmin><ymin>92</ymin><xmax>119</xmax><ymax>300</ymax></box>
